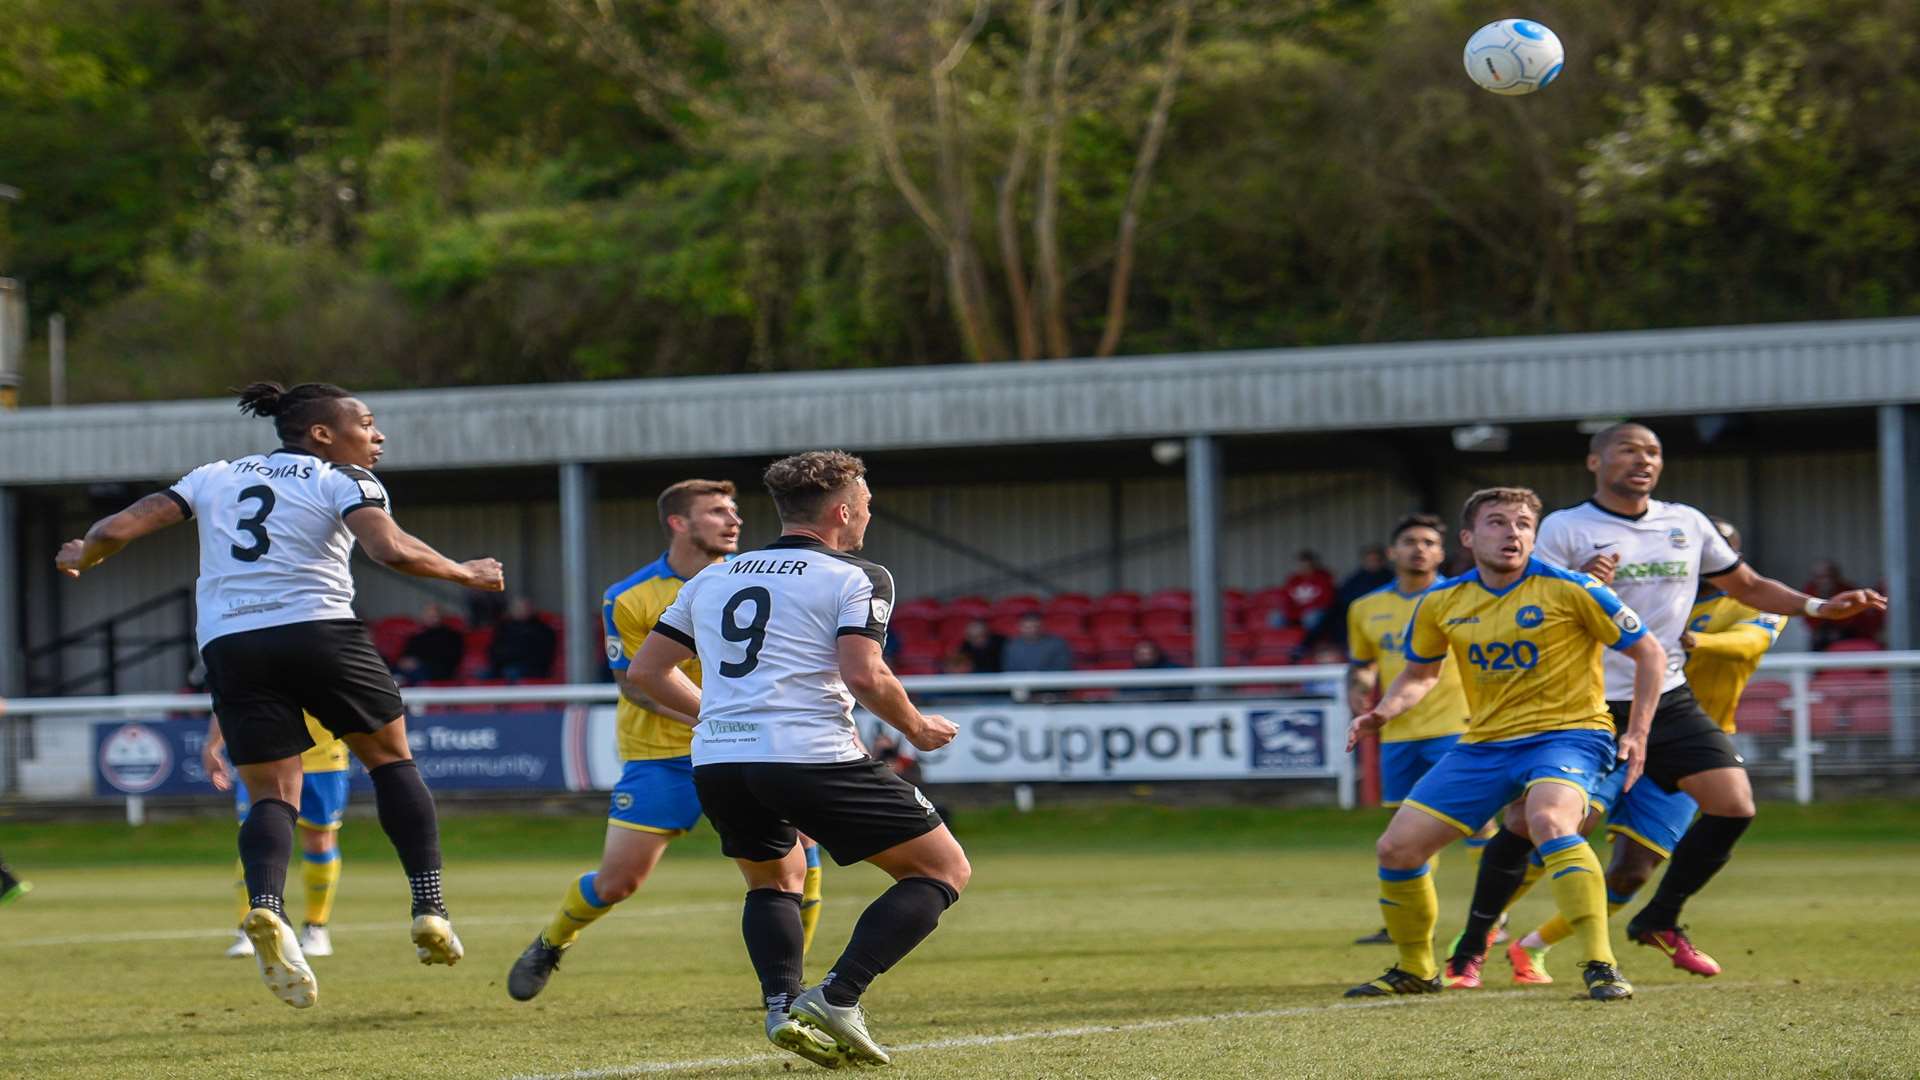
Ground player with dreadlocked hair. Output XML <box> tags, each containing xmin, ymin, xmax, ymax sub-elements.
<box><xmin>58</xmin><ymin>381</ymin><xmax>506</xmax><ymax>1008</ymax></box>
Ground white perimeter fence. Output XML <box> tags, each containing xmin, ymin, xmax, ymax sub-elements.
<box><xmin>1</xmin><ymin>653</ymin><xmax>1915</xmax><ymax>818</ymax></box>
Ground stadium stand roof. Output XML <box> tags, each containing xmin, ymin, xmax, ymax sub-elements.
<box><xmin>3</xmin><ymin>316</ymin><xmax>1918</xmax><ymax>484</ymax></box>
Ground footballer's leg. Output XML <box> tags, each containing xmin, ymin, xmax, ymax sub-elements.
<box><xmin>297</xmin><ymin>826</ymin><xmax>340</xmax><ymax>957</ymax></box>
<box><xmin>510</xmin><ymin>757</ymin><xmax>701</xmax><ymax>1001</ymax></box>
<box><xmin>235</xmin><ymin>756</ymin><xmax>318</xmax><ymax>1008</ymax></box>
<box><xmin>509</xmin><ymin>826</ymin><xmax>672</xmax><ymax>1001</ymax></box>
<box><xmin>1521</xmin><ymin>771</ymin><xmax>1630</xmax><ymax>1002</ymax></box>
<box><xmin>1627</xmin><ymin>701</ymin><xmax>1753</xmax><ymax>956</ymax></box>
<box><xmin>225</xmin><ymin>782</ymin><xmax>256</xmax><ymax>957</ymax></box>
<box><xmin>296</xmin><ymin>769</ymin><xmax>347</xmax><ymax>957</ymax></box>
<box><xmin>799</xmin><ymin>835</ymin><xmax>825</xmax><ymax>956</ymax></box>
<box><xmin>1345</xmin><ymin>806</ymin><xmax>1459</xmax><ymax>996</ymax></box>
<box><xmin>343</xmin><ymin>718</ymin><xmax>461</xmax><ymax>966</ymax></box>
<box><xmin>740</xmin><ymin>847</ymin><xmax>846</xmax><ymax>1069</ymax></box>
<box><xmin>793</xmin><ymin>825</ymin><xmax>971</xmax><ymax>1065</ymax></box>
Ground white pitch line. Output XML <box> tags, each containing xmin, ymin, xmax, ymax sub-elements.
<box><xmin>509</xmin><ymin>982</ymin><xmax>1741</xmax><ymax>1080</ymax></box>
<box><xmin>0</xmin><ymin>902</ymin><xmax>735</xmax><ymax>948</ymax></box>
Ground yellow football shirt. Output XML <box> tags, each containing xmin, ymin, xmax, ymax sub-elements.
<box><xmin>299</xmin><ymin>713</ymin><xmax>348</xmax><ymax>773</ymax></box>
<box><xmin>1685</xmin><ymin>592</ymin><xmax>1785</xmax><ymax>734</ymax></box>
<box><xmin>1404</xmin><ymin>558</ymin><xmax>1647</xmax><ymax>744</ymax></box>
<box><xmin>604</xmin><ymin>554</ymin><xmax>706</xmax><ymax>761</ymax></box>
<box><xmin>1348</xmin><ymin>584</ymin><xmax>1469</xmax><ymax>743</ymax></box>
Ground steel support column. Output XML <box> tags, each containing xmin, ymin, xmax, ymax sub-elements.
<box><xmin>1186</xmin><ymin>435</ymin><xmax>1223</xmax><ymax>669</ymax></box>
<box><xmin>1878</xmin><ymin>405</ymin><xmax>1919</xmax><ymax>755</ymax></box>
<box><xmin>559</xmin><ymin>462</ymin><xmax>598</xmax><ymax>685</ymax></box>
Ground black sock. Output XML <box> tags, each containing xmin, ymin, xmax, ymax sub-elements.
<box><xmin>239</xmin><ymin>798</ymin><xmax>297</xmax><ymax>919</ymax></box>
<box><xmin>743</xmin><ymin>889</ymin><xmax>807</xmax><ymax>1011</ymax></box>
<box><xmin>368</xmin><ymin>760</ymin><xmax>447</xmax><ymax>916</ymax></box>
<box><xmin>1634</xmin><ymin>813</ymin><xmax>1752</xmax><ymax>931</ymax></box>
<box><xmin>823</xmin><ymin>877</ymin><xmax>958</xmax><ymax>1007</ymax></box>
<box><xmin>1453</xmin><ymin>827</ymin><xmax>1533</xmax><ymax>963</ymax></box>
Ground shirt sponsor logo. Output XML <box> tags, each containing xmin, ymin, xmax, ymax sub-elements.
<box><xmin>1515</xmin><ymin>605</ymin><xmax>1545</xmax><ymax>629</ymax></box>
<box><xmin>705</xmin><ymin>719</ymin><xmax>760</xmax><ymax>735</ymax></box>
<box><xmin>1614</xmin><ymin>560</ymin><xmax>1690</xmax><ymax>581</ymax></box>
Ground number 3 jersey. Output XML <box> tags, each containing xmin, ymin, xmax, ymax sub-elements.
<box><xmin>655</xmin><ymin>535</ymin><xmax>893</xmax><ymax>766</ymax></box>
<box><xmin>166</xmin><ymin>448</ymin><xmax>389</xmax><ymax>649</ymax></box>
<box><xmin>1403</xmin><ymin>557</ymin><xmax>1647</xmax><ymax>743</ymax></box>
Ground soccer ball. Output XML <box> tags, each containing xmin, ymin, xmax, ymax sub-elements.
<box><xmin>1463</xmin><ymin>19</ymin><xmax>1564</xmax><ymax>96</ymax></box>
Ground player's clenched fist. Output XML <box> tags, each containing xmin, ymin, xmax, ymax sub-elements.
<box><xmin>908</xmin><ymin>714</ymin><xmax>957</xmax><ymax>752</ymax></box>
<box><xmin>1580</xmin><ymin>552</ymin><xmax>1619</xmax><ymax>584</ymax></box>
<box><xmin>461</xmin><ymin>558</ymin><xmax>506</xmax><ymax>592</ymax></box>
<box><xmin>1346</xmin><ymin>710</ymin><xmax>1388</xmax><ymax>752</ymax></box>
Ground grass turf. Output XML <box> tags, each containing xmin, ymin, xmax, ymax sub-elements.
<box><xmin>1</xmin><ymin>802</ymin><xmax>1916</xmax><ymax>1079</ymax></box>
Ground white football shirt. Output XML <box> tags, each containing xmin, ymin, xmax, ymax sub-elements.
<box><xmin>656</xmin><ymin>535</ymin><xmax>894</xmax><ymax>765</ymax></box>
<box><xmin>1535</xmin><ymin>498</ymin><xmax>1741</xmax><ymax>700</ymax></box>
<box><xmin>167</xmin><ymin>449</ymin><xmax>389</xmax><ymax>648</ymax></box>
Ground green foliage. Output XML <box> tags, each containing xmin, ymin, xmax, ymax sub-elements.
<box><xmin>2</xmin><ymin>0</ymin><xmax>1918</xmax><ymax>399</ymax></box>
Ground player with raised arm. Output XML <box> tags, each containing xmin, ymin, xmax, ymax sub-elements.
<box><xmin>1508</xmin><ymin>515</ymin><xmax>1788</xmax><ymax>983</ymax></box>
<box><xmin>1343</xmin><ymin>487</ymin><xmax>1665</xmax><ymax>1003</ymax></box>
<box><xmin>631</xmin><ymin>451</ymin><xmax>969</xmax><ymax>1069</ymax></box>
<box><xmin>1345</xmin><ymin>513</ymin><xmax>1481</xmax><ymax>946</ymax></box>
<box><xmin>1447</xmin><ymin>425</ymin><xmax>1885</xmax><ymax>980</ymax></box>
<box><xmin>508</xmin><ymin>479</ymin><xmax>830</xmax><ymax>999</ymax></box>
<box><xmin>55</xmin><ymin>382</ymin><xmax>504</xmax><ymax>1008</ymax></box>
<box><xmin>205</xmin><ymin>713</ymin><xmax>351</xmax><ymax>959</ymax></box>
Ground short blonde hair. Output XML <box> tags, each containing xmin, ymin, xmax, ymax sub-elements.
<box><xmin>1461</xmin><ymin>486</ymin><xmax>1543</xmax><ymax>530</ymax></box>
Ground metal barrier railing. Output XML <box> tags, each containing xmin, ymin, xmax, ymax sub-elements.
<box><xmin>2</xmin><ymin>653</ymin><xmax>1915</xmax><ymax>809</ymax></box>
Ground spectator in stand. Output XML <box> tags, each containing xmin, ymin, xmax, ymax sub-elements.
<box><xmin>466</xmin><ymin>590</ymin><xmax>508</xmax><ymax>631</ymax></box>
<box><xmin>1276</xmin><ymin>550</ymin><xmax>1337</xmax><ymax>630</ymax></box>
<box><xmin>488</xmin><ymin>596</ymin><xmax>557</xmax><ymax>680</ymax></box>
<box><xmin>1803</xmin><ymin>559</ymin><xmax>1886</xmax><ymax>649</ymax></box>
<box><xmin>1131</xmin><ymin>639</ymin><xmax>1181</xmax><ymax>670</ymax></box>
<box><xmin>396</xmin><ymin>602</ymin><xmax>464</xmax><ymax>683</ymax></box>
<box><xmin>1002</xmin><ymin>611</ymin><xmax>1074</xmax><ymax>672</ymax></box>
<box><xmin>1305</xmin><ymin>545</ymin><xmax>1395</xmax><ymax>653</ymax></box>
<box><xmin>957</xmin><ymin>618</ymin><xmax>1006</xmax><ymax>674</ymax></box>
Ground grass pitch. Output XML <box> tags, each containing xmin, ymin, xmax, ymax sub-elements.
<box><xmin>2</xmin><ymin>802</ymin><xmax>1917</xmax><ymax>1079</ymax></box>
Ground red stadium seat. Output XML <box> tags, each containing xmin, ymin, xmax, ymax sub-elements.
<box><xmin>897</xmin><ymin>597</ymin><xmax>944</xmax><ymax>621</ymax></box>
<box><xmin>1140</xmin><ymin>609</ymin><xmax>1191</xmax><ymax>635</ymax></box>
<box><xmin>371</xmin><ymin>616</ymin><xmax>420</xmax><ymax>663</ymax></box>
<box><xmin>988</xmin><ymin>613</ymin><xmax>1024</xmax><ymax>637</ymax></box>
<box><xmin>1150</xmin><ymin>630</ymin><xmax>1194</xmax><ymax>654</ymax></box>
<box><xmin>1042</xmin><ymin>611</ymin><xmax>1088</xmax><ymax>637</ymax></box>
<box><xmin>889</xmin><ymin>614</ymin><xmax>937</xmax><ymax>643</ymax></box>
<box><xmin>991</xmin><ymin>594</ymin><xmax>1044</xmax><ymax>617</ymax></box>
<box><xmin>1143</xmin><ymin>589</ymin><xmax>1192</xmax><ymax>612</ymax></box>
<box><xmin>1044</xmin><ymin>593</ymin><xmax>1093</xmax><ymax>616</ymax></box>
<box><xmin>1088</xmin><ymin>610</ymin><xmax>1139</xmax><ymax>637</ymax></box>
<box><xmin>1089</xmin><ymin>591</ymin><xmax>1142</xmax><ymax>615</ymax></box>
<box><xmin>901</xmin><ymin>637</ymin><xmax>947</xmax><ymax>662</ymax></box>
<box><xmin>1248</xmin><ymin>646</ymin><xmax>1298</xmax><ymax>667</ymax></box>
<box><xmin>1824</xmin><ymin>638</ymin><xmax>1885</xmax><ymax>654</ymax></box>
<box><xmin>1255</xmin><ymin>626</ymin><xmax>1305</xmax><ymax>651</ymax></box>
<box><xmin>892</xmin><ymin>656</ymin><xmax>938</xmax><ymax>676</ymax></box>
<box><xmin>1811</xmin><ymin>671</ymin><xmax>1892</xmax><ymax>735</ymax></box>
<box><xmin>1065</xmin><ymin>635</ymin><xmax>1099</xmax><ymax>662</ymax></box>
<box><xmin>945</xmin><ymin>596</ymin><xmax>991</xmax><ymax>620</ymax></box>
<box><xmin>1732</xmin><ymin>679</ymin><xmax>1791</xmax><ymax>735</ymax></box>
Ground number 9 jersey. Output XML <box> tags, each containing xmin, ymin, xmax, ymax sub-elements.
<box><xmin>167</xmin><ymin>449</ymin><xmax>390</xmax><ymax>648</ymax></box>
<box><xmin>1402</xmin><ymin>557</ymin><xmax>1647</xmax><ymax>744</ymax></box>
<box><xmin>655</xmin><ymin>535</ymin><xmax>894</xmax><ymax>766</ymax></box>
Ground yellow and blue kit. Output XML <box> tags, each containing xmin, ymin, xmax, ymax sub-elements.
<box><xmin>602</xmin><ymin>553</ymin><xmax>708</xmax><ymax>835</ymax></box>
<box><xmin>1396</xmin><ymin>557</ymin><xmax>1646</xmax><ymax>836</ymax></box>
<box><xmin>234</xmin><ymin>713</ymin><xmax>351</xmax><ymax>831</ymax></box>
<box><xmin>1685</xmin><ymin>592</ymin><xmax>1786</xmax><ymax>735</ymax></box>
<box><xmin>1589</xmin><ymin>594</ymin><xmax>1785</xmax><ymax>857</ymax></box>
<box><xmin>1347</xmin><ymin>583</ymin><xmax>1471</xmax><ymax>806</ymax></box>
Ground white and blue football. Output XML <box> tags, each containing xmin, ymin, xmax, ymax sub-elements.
<box><xmin>1463</xmin><ymin>19</ymin><xmax>1565</xmax><ymax>96</ymax></box>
